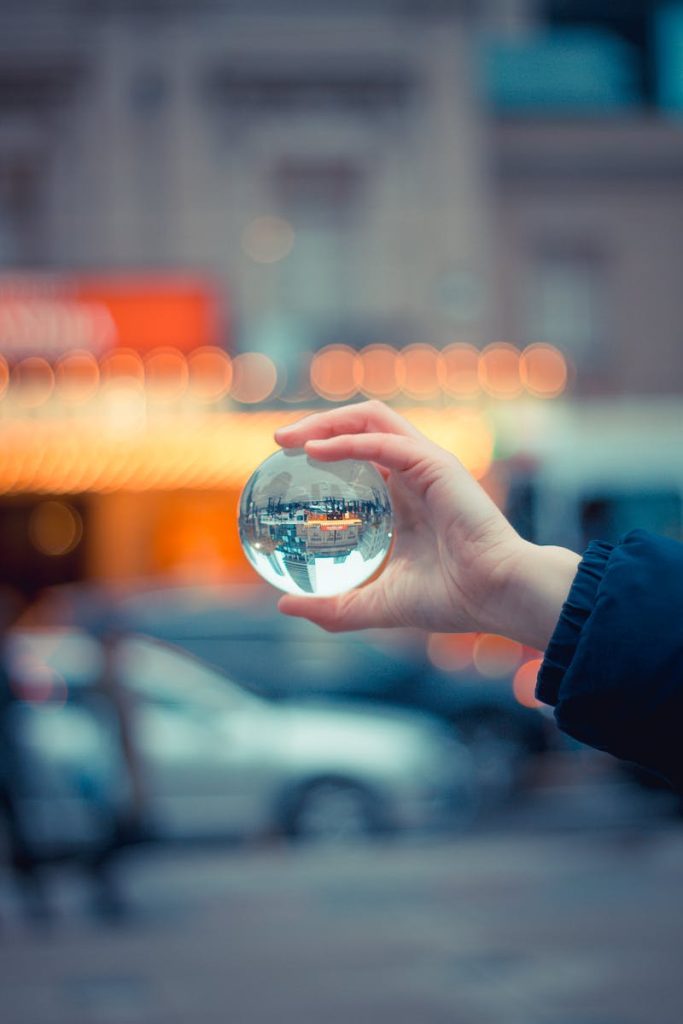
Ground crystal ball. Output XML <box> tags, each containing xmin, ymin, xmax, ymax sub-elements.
<box><xmin>238</xmin><ymin>449</ymin><xmax>393</xmax><ymax>597</ymax></box>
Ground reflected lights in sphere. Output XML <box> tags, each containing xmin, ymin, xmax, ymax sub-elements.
<box><xmin>310</xmin><ymin>345</ymin><xmax>360</xmax><ymax>401</ymax></box>
<box><xmin>145</xmin><ymin>347</ymin><xmax>189</xmax><ymax>401</ymax></box>
<box><xmin>427</xmin><ymin>633</ymin><xmax>478</xmax><ymax>672</ymax></box>
<box><xmin>439</xmin><ymin>343</ymin><xmax>481</xmax><ymax>398</ymax></box>
<box><xmin>400</xmin><ymin>344</ymin><xmax>441</xmax><ymax>400</ymax></box>
<box><xmin>478</xmin><ymin>343</ymin><xmax>522</xmax><ymax>399</ymax></box>
<box><xmin>55</xmin><ymin>350</ymin><xmax>100</xmax><ymax>404</ymax></box>
<box><xmin>472</xmin><ymin>633</ymin><xmax>523</xmax><ymax>678</ymax></box>
<box><xmin>513</xmin><ymin>658</ymin><xmax>543</xmax><ymax>708</ymax></box>
<box><xmin>242</xmin><ymin>216</ymin><xmax>295</xmax><ymax>264</ymax></box>
<box><xmin>28</xmin><ymin>500</ymin><xmax>83</xmax><ymax>557</ymax></box>
<box><xmin>230</xmin><ymin>352</ymin><xmax>278</xmax><ymax>404</ymax></box>
<box><xmin>358</xmin><ymin>344</ymin><xmax>403</xmax><ymax>399</ymax></box>
<box><xmin>239</xmin><ymin>449</ymin><xmax>393</xmax><ymax>597</ymax></box>
<box><xmin>520</xmin><ymin>343</ymin><xmax>567</xmax><ymax>398</ymax></box>
<box><xmin>187</xmin><ymin>346</ymin><xmax>233</xmax><ymax>403</ymax></box>
<box><xmin>13</xmin><ymin>357</ymin><xmax>55</xmax><ymax>408</ymax></box>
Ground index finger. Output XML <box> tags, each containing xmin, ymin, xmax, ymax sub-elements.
<box><xmin>274</xmin><ymin>400</ymin><xmax>421</xmax><ymax>449</ymax></box>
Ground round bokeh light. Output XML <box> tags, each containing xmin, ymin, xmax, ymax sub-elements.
<box><xmin>238</xmin><ymin>449</ymin><xmax>393</xmax><ymax>597</ymax></box>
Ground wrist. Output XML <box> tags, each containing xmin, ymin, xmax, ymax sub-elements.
<box><xmin>494</xmin><ymin>539</ymin><xmax>581</xmax><ymax>651</ymax></box>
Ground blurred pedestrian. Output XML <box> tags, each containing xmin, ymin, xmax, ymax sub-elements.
<box><xmin>275</xmin><ymin>401</ymin><xmax>683</xmax><ymax>790</ymax></box>
<box><xmin>72</xmin><ymin>624</ymin><xmax>149</xmax><ymax>920</ymax></box>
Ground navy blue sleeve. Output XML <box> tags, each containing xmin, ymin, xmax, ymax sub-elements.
<box><xmin>536</xmin><ymin>529</ymin><xmax>683</xmax><ymax>790</ymax></box>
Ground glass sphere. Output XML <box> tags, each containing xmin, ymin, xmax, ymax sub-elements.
<box><xmin>238</xmin><ymin>449</ymin><xmax>393</xmax><ymax>597</ymax></box>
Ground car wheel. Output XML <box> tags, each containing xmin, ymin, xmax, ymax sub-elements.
<box><xmin>283</xmin><ymin>779</ymin><xmax>380</xmax><ymax>844</ymax></box>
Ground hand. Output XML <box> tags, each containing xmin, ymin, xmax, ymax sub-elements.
<box><xmin>274</xmin><ymin>401</ymin><xmax>579</xmax><ymax>648</ymax></box>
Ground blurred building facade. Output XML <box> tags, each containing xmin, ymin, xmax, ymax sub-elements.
<box><xmin>1</xmin><ymin>0</ymin><xmax>682</xmax><ymax>594</ymax></box>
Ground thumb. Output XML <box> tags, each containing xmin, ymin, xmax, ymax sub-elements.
<box><xmin>278</xmin><ymin>583</ymin><xmax>393</xmax><ymax>632</ymax></box>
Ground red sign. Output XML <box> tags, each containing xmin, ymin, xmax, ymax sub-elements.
<box><xmin>0</xmin><ymin>274</ymin><xmax>225</xmax><ymax>359</ymax></box>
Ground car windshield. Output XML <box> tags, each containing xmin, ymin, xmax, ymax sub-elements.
<box><xmin>119</xmin><ymin>637</ymin><xmax>258</xmax><ymax>713</ymax></box>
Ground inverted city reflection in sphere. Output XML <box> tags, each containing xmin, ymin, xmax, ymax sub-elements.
<box><xmin>238</xmin><ymin>449</ymin><xmax>393</xmax><ymax>596</ymax></box>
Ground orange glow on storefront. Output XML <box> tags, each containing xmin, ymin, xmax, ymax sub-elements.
<box><xmin>0</xmin><ymin>408</ymin><xmax>496</xmax><ymax>495</ymax></box>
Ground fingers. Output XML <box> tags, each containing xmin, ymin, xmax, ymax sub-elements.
<box><xmin>303</xmin><ymin>432</ymin><xmax>427</xmax><ymax>476</ymax></box>
<box><xmin>275</xmin><ymin>400</ymin><xmax>421</xmax><ymax>449</ymax></box>
<box><xmin>278</xmin><ymin>585</ymin><xmax>395</xmax><ymax>632</ymax></box>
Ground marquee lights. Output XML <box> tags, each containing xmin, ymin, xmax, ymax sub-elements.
<box><xmin>0</xmin><ymin>408</ymin><xmax>495</xmax><ymax>495</ymax></box>
<box><xmin>0</xmin><ymin>343</ymin><xmax>568</xmax><ymax>407</ymax></box>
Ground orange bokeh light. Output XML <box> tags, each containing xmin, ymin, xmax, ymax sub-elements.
<box><xmin>358</xmin><ymin>344</ymin><xmax>404</xmax><ymax>399</ymax></box>
<box><xmin>100</xmin><ymin>348</ymin><xmax>145</xmax><ymax>384</ymax></box>
<box><xmin>427</xmin><ymin>632</ymin><xmax>478</xmax><ymax>672</ymax></box>
<box><xmin>439</xmin><ymin>343</ymin><xmax>481</xmax><ymax>398</ymax></box>
<box><xmin>472</xmin><ymin>633</ymin><xmax>524</xmax><ymax>677</ymax></box>
<box><xmin>187</xmin><ymin>346</ymin><xmax>233</xmax><ymax>403</ymax></box>
<box><xmin>0</xmin><ymin>355</ymin><xmax>8</xmax><ymax>398</ymax></box>
<box><xmin>55</xmin><ymin>349</ymin><xmax>100</xmax><ymax>404</ymax></box>
<box><xmin>13</xmin><ymin>357</ymin><xmax>55</xmax><ymax>408</ymax></box>
<box><xmin>513</xmin><ymin>657</ymin><xmax>543</xmax><ymax>708</ymax></box>
<box><xmin>230</xmin><ymin>352</ymin><xmax>278</xmax><ymax>404</ymax></box>
<box><xmin>478</xmin><ymin>342</ymin><xmax>522</xmax><ymax>399</ymax></box>
<box><xmin>520</xmin><ymin>343</ymin><xmax>568</xmax><ymax>398</ymax></box>
<box><xmin>310</xmin><ymin>345</ymin><xmax>360</xmax><ymax>401</ymax></box>
<box><xmin>144</xmin><ymin>347</ymin><xmax>189</xmax><ymax>401</ymax></box>
<box><xmin>400</xmin><ymin>344</ymin><xmax>442</xmax><ymax>400</ymax></box>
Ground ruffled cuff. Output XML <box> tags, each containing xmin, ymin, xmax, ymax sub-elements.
<box><xmin>536</xmin><ymin>539</ymin><xmax>614</xmax><ymax>706</ymax></box>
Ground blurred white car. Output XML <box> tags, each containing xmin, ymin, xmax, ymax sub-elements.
<box><xmin>6</xmin><ymin>631</ymin><xmax>476</xmax><ymax>843</ymax></box>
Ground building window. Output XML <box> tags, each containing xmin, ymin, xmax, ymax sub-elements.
<box><xmin>272</xmin><ymin>158</ymin><xmax>364</xmax><ymax>324</ymax></box>
<box><xmin>527</xmin><ymin>245</ymin><xmax>607</xmax><ymax>371</ymax></box>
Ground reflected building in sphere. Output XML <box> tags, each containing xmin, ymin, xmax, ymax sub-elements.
<box><xmin>239</xmin><ymin>451</ymin><xmax>393</xmax><ymax>596</ymax></box>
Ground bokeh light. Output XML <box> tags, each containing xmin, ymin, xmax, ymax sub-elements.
<box><xmin>513</xmin><ymin>657</ymin><xmax>543</xmax><ymax>708</ymax></box>
<box><xmin>13</xmin><ymin>357</ymin><xmax>55</xmax><ymax>408</ymax></box>
<box><xmin>310</xmin><ymin>344</ymin><xmax>360</xmax><ymax>401</ymax></box>
<box><xmin>241</xmin><ymin>216</ymin><xmax>295</xmax><ymax>264</ymax></box>
<box><xmin>187</xmin><ymin>346</ymin><xmax>233</xmax><ymax>403</ymax></box>
<box><xmin>9</xmin><ymin>651</ymin><xmax>67</xmax><ymax>706</ymax></box>
<box><xmin>478</xmin><ymin>342</ymin><xmax>522</xmax><ymax>399</ymax></box>
<box><xmin>472</xmin><ymin>633</ymin><xmax>524</xmax><ymax>677</ymax></box>
<box><xmin>28</xmin><ymin>500</ymin><xmax>83</xmax><ymax>556</ymax></box>
<box><xmin>427</xmin><ymin>632</ymin><xmax>478</xmax><ymax>672</ymax></box>
<box><xmin>55</xmin><ymin>349</ymin><xmax>100</xmax><ymax>404</ymax></box>
<box><xmin>230</xmin><ymin>352</ymin><xmax>278</xmax><ymax>404</ymax></box>
<box><xmin>0</xmin><ymin>355</ymin><xmax>8</xmax><ymax>399</ymax></box>
<box><xmin>358</xmin><ymin>344</ymin><xmax>403</xmax><ymax>399</ymax></box>
<box><xmin>520</xmin><ymin>343</ymin><xmax>568</xmax><ymax>398</ymax></box>
<box><xmin>100</xmin><ymin>347</ymin><xmax>145</xmax><ymax>384</ymax></box>
<box><xmin>439</xmin><ymin>343</ymin><xmax>481</xmax><ymax>398</ymax></box>
<box><xmin>144</xmin><ymin>347</ymin><xmax>189</xmax><ymax>401</ymax></box>
<box><xmin>400</xmin><ymin>344</ymin><xmax>442</xmax><ymax>400</ymax></box>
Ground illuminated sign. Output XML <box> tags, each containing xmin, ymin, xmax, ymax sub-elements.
<box><xmin>0</xmin><ymin>274</ymin><xmax>224</xmax><ymax>358</ymax></box>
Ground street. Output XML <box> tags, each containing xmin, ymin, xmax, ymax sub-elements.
<box><xmin>2</xmin><ymin>762</ymin><xmax>683</xmax><ymax>1024</ymax></box>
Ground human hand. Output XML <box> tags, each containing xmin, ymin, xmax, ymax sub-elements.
<box><xmin>274</xmin><ymin>401</ymin><xmax>579</xmax><ymax>648</ymax></box>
